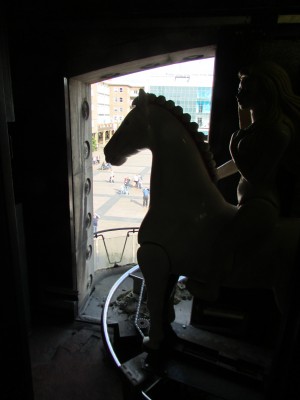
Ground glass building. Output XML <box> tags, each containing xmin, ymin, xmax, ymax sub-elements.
<box><xmin>149</xmin><ymin>85</ymin><xmax>212</xmax><ymax>135</ymax></box>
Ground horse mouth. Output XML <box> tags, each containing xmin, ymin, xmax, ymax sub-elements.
<box><xmin>104</xmin><ymin>152</ymin><xmax>126</xmax><ymax>166</ymax></box>
<box><xmin>104</xmin><ymin>142</ymin><xmax>138</xmax><ymax>166</ymax></box>
<box><xmin>104</xmin><ymin>146</ymin><xmax>115</xmax><ymax>165</ymax></box>
<box><xmin>111</xmin><ymin>157</ymin><xmax>127</xmax><ymax>166</ymax></box>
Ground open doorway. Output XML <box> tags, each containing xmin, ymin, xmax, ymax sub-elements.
<box><xmin>91</xmin><ymin>57</ymin><xmax>215</xmax><ymax>229</ymax></box>
<box><xmin>68</xmin><ymin>48</ymin><xmax>215</xmax><ymax>317</ymax></box>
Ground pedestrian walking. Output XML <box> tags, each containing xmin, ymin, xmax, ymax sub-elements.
<box><xmin>109</xmin><ymin>170</ymin><xmax>115</xmax><ymax>183</ymax></box>
<box><xmin>119</xmin><ymin>184</ymin><xmax>125</xmax><ymax>194</ymax></box>
<box><xmin>134</xmin><ymin>174</ymin><xmax>139</xmax><ymax>187</ymax></box>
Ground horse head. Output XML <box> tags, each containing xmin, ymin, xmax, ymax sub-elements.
<box><xmin>104</xmin><ymin>89</ymin><xmax>218</xmax><ymax>182</ymax></box>
<box><xmin>104</xmin><ymin>89</ymin><xmax>152</xmax><ymax>166</ymax></box>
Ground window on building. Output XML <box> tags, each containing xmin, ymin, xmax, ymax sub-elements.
<box><xmin>119</xmin><ymin>97</ymin><xmax>123</xmax><ymax>102</ymax></box>
<box><xmin>120</xmin><ymin>88</ymin><xmax>123</xmax><ymax>92</ymax></box>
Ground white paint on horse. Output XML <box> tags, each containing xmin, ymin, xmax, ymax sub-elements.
<box><xmin>104</xmin><ymin>89</ymin><xmax>300</xmax><ymax>349</ymax></box>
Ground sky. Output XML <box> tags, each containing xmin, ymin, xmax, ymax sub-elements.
<box><xmin>104</xmin><ymin>57</ymin><xmax>215</xmax><ymax>88</ymax></box>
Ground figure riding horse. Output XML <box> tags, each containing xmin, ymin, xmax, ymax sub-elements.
<box><xmin>104</xmin><ymin>89</ymin><xmax>300</xmax><ymax>351</ymax></box>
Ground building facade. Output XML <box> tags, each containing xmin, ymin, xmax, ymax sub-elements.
<box><xmin>91</xmin><ymin>64</ymin><xmax>213</xmax><ymax>158</ymax></box>
<box><xmin>109</xmin><ymin>83</ymin><xmax>142</xmax><ymax>125</ymax></box>
<box><xmin>91</xmin><ymin>82</ymin><xmax>143</xmax><ymax>157</ymax></box>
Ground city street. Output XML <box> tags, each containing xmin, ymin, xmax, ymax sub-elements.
<box><xmin>92</xmin><ymin>149</ymin><xmax>152</xmax><ymax>232</ymax></box>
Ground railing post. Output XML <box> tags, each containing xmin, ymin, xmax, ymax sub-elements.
<box><xmin>93</xmin><ymin>227</ymin><xmax>139</xmax><ymax>270</ymax></box>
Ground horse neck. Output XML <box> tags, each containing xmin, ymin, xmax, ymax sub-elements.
<box><xmin>147</xmin><ymin>106</ymin><xmax>223</xmax><ymax>206</ymax></box>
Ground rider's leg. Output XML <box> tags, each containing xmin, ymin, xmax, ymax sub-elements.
<box><xmin>137</xmin><ymin>244</ymin><xmax>177</xmax><ymax>350</ymax></box>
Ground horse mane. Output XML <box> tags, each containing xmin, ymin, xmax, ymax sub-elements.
<box><xmin>132</xmin><ymin>92</ymin><xmax>218</xmax><ymax>183</ymax></box>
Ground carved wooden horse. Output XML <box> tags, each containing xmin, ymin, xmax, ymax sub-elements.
<box><xmin>104</xmin><ymin>89</ymin><xmax>300</xmax><ymax>350</ymax></box>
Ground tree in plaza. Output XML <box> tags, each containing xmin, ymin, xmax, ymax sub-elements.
<box><xmin>92</xmin><ymin>136</ymin><xmax>98</xmax><ymax>152</ymax></box>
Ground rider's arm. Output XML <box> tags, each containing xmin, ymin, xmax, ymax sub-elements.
<box><xmin>217</xmin><ymin>159</ymin><xmax>239</xmax><ymax>180</ymax></box>
<box><xmin>236</xmin><ymin>127</ymin><xmax>291</xmax><ymax>184</ymax></box>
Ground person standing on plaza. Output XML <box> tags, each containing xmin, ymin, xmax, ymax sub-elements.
<box><xmin>124</xmin><ymin>177</ymin><xmax>130</xmax><ymax>192</ymax></box>
<box><xmin>93</xmin><ymin>213</ymin><xmax>100</xmax><ymax>234</ymax></box>
<box><xmin>143</xmin><ymin>187</ymin><xmax>150</xmax><ymax>207</ymax></box>
<box><xmin>138</xmin><ymin>175</ymin><xmax>143</xmax><ymax>189</ymax></box>
<box><xmin>109</xmin><ymin>170</ymin><xmax>115</xmax><ymax>183</ymax></box>
<box><xmin>124</xmin><ymin>181</ymin><xmax>129</xmax><ymax>195</ymax></box>
<box><xmin>134</xmin><ymin>174</ymin><xmax>139</xmax><ymax>187</ymax></box>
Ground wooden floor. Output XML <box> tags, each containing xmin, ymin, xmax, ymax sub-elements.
<box><xmin>29</xmin><ymin>267</ymin><xmax>129</xmax><ymax>400</ymax></box>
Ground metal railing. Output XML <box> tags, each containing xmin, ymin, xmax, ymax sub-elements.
<box><xmin>93</xmin><ymin>227</ymin><xmax>140</xmax><ymax>270</ymax></box>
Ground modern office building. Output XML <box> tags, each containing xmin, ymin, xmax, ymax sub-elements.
<box><xmin>149</xmin><ymin>83</ymin><xmax>212</xmax><ymax>135</ymax></box>
<box><xmin>91</xmin><ymin>61</ymin><xmax>213</xmax><ymax>158</ymax></box>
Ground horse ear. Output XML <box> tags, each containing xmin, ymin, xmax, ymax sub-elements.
<box><xmin>138</xmin><ymin>89</ymin><xmax>148</xmax><ymax>116</ymax></box>
<box><xmin>139</xmin><ymin>88</ymin><xmax>146</xmax><ymax>101</ymax></box>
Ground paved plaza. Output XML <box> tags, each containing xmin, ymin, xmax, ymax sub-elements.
<box><xmin>92</xmin><ymin>149</ymin><xmax>152</xmax><ymax>232</ymax></box>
